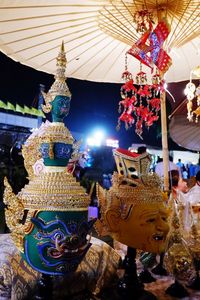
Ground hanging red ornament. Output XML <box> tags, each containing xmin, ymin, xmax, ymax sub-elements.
<box><xmin>119</xmin><ymin>111</ymin><xmax>134</xmax><ymax>126</ymax></box>
<box><xmin>136</xmin><ymin>71</ymin><xmax>147</xmax><ymax>85</ymax></box>
<box><xmin>121</xmin><ymin>53</ymin><xmax>133</xmax><ymax>82</ymax></box>
<box><xmin>121</xmin><ymin>79</ymin><xmax>137</xmax><ymax>93</ymax></box>
<box><xmin>117</xmin><ymin>61</ymin><xmax>161</xmax><ymax>138</ymax></box>
<box><xmin>117</xmin><ymin>11</ymin><xmax>171</xmax><ymax>138</ymax></box>
<box><xmin>135</xmin><ymin>119</ymin><xmax>143</xmax><ymax>138</ymax></box>
<box><xmin>137</xmin><ymin>85</ymin><xmax>151</xmax><ymax>97</ymax></box>
<box><xmin>146</xmin><ymin>114</ymin><xmax>159</xmax><ymax>127</ymax></box>
<box><xmin>149</xmin><ymin>98</ymin><xmax>161</xmax><ymax>111</ymax></box>
<box><xmin>133</xmin><ymin>9</ymin><xmax>154</xmax><ymax>33</ymax></box>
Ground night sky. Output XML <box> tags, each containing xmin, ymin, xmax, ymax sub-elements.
<box><xmin>0</xmin><ymin>51</ymin><xmax>183</xmax><ymax>150</ymax></box>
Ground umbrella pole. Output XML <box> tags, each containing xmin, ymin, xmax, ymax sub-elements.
<box><xmin>160</xmin><ymin>90</ymin><xmax>169</xmax><ymax>192</ymax></box>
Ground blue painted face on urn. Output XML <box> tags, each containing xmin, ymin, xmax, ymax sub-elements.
<box><xmin>22</xmin><ymin>211</ymin><xmax>96</xmax><ymax>275</ymax></box>
<box><xmin>51</xmin><ymin>95</ymin><xmax>71</xmax><ymax>122</ymax></box>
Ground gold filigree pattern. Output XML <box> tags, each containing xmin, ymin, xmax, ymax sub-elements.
<box><xmin>38</xmin><ymin>122</ymin><xmax>74</xmax><ymax>145</ymax></box>
<box><xmin>17</xmin><ymin>169</ymin><xmax>90</xmax><ymax>211</ymax></box>
<box><xmin>22</xmin><ymin>121</ymin><xmax>74</xmax><ymax>180</ymax></box>
<box><xmin>164</xmin><ymin>243</ymin><xmax>193</xmax><ymax>282</ymax></box>
<box><xmin>3</xmin><ymin>178</ymin><xmax>25</xmax><ymax>251</ymax></box>
<box><xmin>109</xmin><ymin>172</ymin><xmax>163</xmax><ymax>204</ymax></box>
<box><xmin>22</xmin><ymin>136</ymin><xmax>41</xmax><ymax>180</ymax></box>
<box><xmin>23</xmin><ymin>211</ymin><xmax>39</xmax><ymax>235</ymax></box>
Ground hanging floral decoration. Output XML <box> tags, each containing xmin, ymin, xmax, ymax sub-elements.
<box><xmin>117</xmin><ymin>62</ymin><xmax>162</xmax><ymax>138</ymax></box>
<box><xmin>117</xmin><ymin>10</ymin><xmax>171</xmax><ymax>138</ymax></box>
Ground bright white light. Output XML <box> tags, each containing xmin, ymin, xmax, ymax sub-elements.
<box><xmin>86</xmin><ymin>129</ymin><xmax>106</xmax><ymax>147</ymax></box>
<box><xmin>106</xmin><ymin>139</ymin><xmax>119</xmax><ymax>148</ymax></box>
<box><xmin>93</xmin><ymin>130</ymin><xmax>105</xmax><ymax>140</ymax></box>
<box><xmin>86</xmin><ymin>137</ymin><xmax>101</xmax><ymax>147</ymax></box>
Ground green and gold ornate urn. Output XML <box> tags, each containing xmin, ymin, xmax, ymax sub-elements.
<box><xmin>3</xmin><ymin>43</ymin><xmax>95</xmax><ymax>275</ymax></box>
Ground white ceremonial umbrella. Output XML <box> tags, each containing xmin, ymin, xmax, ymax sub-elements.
<box><xmin>169</xmin><ymin>115</ymin><xmax>200</xmax><ymax>152</ymax></box>
<box><xmin>0</xmin><ymin>0</ymin><xmax>200</xmax><ymax>190</ymax></box>
<box><xmin>0</xmin><ymin>0</ymin><xmax>199</xmax><ymax>84</ymax></box>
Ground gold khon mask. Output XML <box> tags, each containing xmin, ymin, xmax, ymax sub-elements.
<box><xmin>95</xmin><ymin>149</ymin><xmax>169</xmax><ymax>254</ymax></box>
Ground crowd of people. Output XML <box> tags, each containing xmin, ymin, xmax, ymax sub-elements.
<box><xmin>154</xmin><ymin>156</ymin><xmax>200</xmax><ymax>180</ymax></box>
<box><xmin>170</xmin><ymin>168</ymin><xmax>200</xmax><ymax>229</ymax></box>
<box><xmin>149</xmin><ymin>152</ymin><xmax>200</xmax><ymax>215</ymax></box>
<box><xmin>132</xmin><ymin>148</ymin><xmax>200</xmax><ymax>250</ymax></box>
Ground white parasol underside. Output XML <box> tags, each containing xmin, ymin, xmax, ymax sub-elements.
<box><xmin>0</xmin><ymin>0</ymin><xmax>199</xmax><ymax>83</ymax></box>
<box><xmin>169</xmin><ymin>115</ymin><xmax>200</xmax><ymax>151</ymax></box>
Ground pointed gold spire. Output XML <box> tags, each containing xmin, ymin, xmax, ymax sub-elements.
<box><xmin>61</xmin><ymin>40</ymin><xmax>65</xmax><ymax>54</ymax></box>
<box><xmin>42</xmin><ymin>41</ymin><xmax>71</xmax><ymax>113</ymax></box>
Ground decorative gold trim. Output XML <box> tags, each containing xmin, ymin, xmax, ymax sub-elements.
<box><xmin>24</xmin><ymin>210</ymin><xmax>39</xmax><ymax>234</ymax></box>
<box><xmin>3</xmin><ymin>177</ymin><xmax>25</xmax><ymax>251</ymax></box>
<box><xmin>18</xmin><ymin>170</ymin><xmax>90</xmax><ymax>210</ymax></box>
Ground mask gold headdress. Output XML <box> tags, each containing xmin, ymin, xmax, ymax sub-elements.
<box><xmin>113</xmin><ymin>148</ymin><xmax>152</xmax><ymax>178</ymax></box>
<box><xmin>3</xmin><ymin>43</ymin><xmax>93</xmax><ymax>275</ymax></box>
<box><xmin>95</xmin><ymin>148</ymin><xmax>169</xmax><ymax>253</ymax></box>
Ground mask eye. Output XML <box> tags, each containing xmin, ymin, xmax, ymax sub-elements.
<box><xmin>54</xmin><ymin>232</ymin><xmax>64</xmax><ymax>240</ymax></box>
<box><xmin>70</xmin><ymin>236</ymin><xmax>79</xmax><ymax>246</ymax></box>
<box><xmin>147</xmin><ymin>218</ymin><xmax>155</xmax><ymax>223</ymax></box>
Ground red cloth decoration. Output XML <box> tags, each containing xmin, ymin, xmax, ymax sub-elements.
<box><xmin>153</xmin><ymin>48</ymin><xmax>172</xmax><ymax>74</ymax></box>
<box><xmin>128</xmin><ymin>18</ymin><xmax>172</xmax><ymax>74</ymax></box>
<box><xmin>116</xmin><ymin>148</ymin><xmax>140</xmax><ymax>158</ymax></box>
<box><xmin>128</xmin><ymin>31</ymin><xmax>154</xmax><ymax>71</ymax></box>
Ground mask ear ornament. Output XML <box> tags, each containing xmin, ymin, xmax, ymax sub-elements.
<box><xmin>106</xmin><ymin>209</ymin><xmax>121</xmax><ymax>232</ymax></box>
